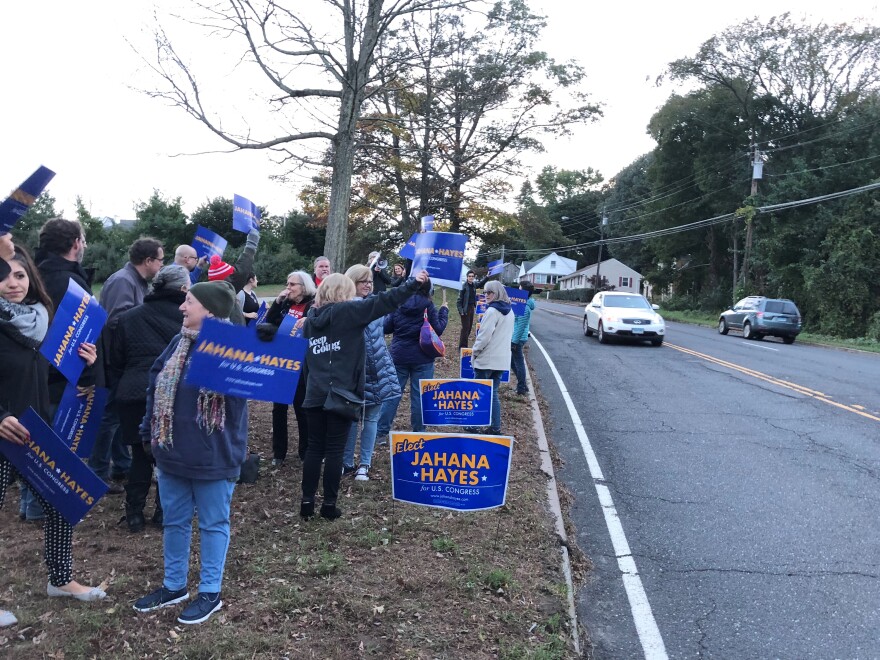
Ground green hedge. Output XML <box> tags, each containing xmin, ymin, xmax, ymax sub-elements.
<box><xmin>547</xmin><ymin>287</ymin><xmax>596</xmax><ymax>302</ymax></box>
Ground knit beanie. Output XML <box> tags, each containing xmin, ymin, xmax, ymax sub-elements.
<box><xmin>190</xmin><ymin>280</ymin><xmax>236</xmax><ymax>319</ymax></box>
<box><xmin>208</xmin><ymin>254</ymin><xmax>234</xmax><ymax>281</ymax></box>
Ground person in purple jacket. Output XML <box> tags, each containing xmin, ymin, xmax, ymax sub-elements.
<box><xmin>382</xmin><ymin>278</ymin><xmax>449</xmax><ymax>433</ymax></box>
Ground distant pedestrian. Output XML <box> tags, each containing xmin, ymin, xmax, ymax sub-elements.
<box><xmin>510</xmin><ymin>282</ymin><xmax>535</xmax><ymax>395</ymax></box>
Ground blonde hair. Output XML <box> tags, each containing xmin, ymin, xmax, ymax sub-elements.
<box><xmin>484</xmin><ymin>280</ymin><xmax>509</xmax><ymax>302</ymax></box>
<box><xmin>344</xmin><ymin>264</ymin><xmax>371</xmax><ymax>284</ymax></box>
<box><xmin>315</xmin><ymin>273</ymin><xmax>356</xmax><ymax>306</ymax></box>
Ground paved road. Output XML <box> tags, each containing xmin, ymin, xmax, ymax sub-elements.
<box><xmin>527</xmin><ymin>299</ymin><xmax>880</xmax><ymax>659</ymax></box>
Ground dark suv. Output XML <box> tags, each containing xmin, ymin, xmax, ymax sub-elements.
<box><xmin>718</xmin><ymin>296</ymin><xmax>802</xmax><ymax>344</ymax></box>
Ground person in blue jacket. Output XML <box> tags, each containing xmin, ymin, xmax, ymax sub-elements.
<box><xmin>341</xmin><ymin>265</ymin><xmax>402</xmax><ymax>481</ymax></box>
<box><xmin>382</xmin><ymin>277</ymin><xmax>449</xmax><ymax>433</ymax></box>
<box><xmin>133</xmin><ymin>280</ymin><xmax>247</xmax><ymax>625</ymax></box>
<box><xmin>510</xmin><ymin>282</ymin><xmax>536</xmax><ymax>395</ymax></box>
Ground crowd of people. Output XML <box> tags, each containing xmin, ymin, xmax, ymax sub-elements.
<box><xmin>0</xmin><ymin>219</ymin><xmax>536</xmax><ymax>627</ymax></box>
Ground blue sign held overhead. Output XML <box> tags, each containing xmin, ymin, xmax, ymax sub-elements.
<box><xmin>420</xmin><ymin>215</ymin><xmax>435</xmax><ymax>232</ymax></box>
<box><xmin>53</xmin><ymin>383</ymin><xmax>109</xmax><ymax>459</ymax></box>
<box><xmin>40</xmin><ymin>280</ymin><xmax>107</xmax><ymax>386</ymax></box>
<box><xmin>487</xmin><ymin>259</ymin><xmax>504</xmax><ymax>276</ymax></box>
<box><xmin>233</xmin><ymin>194</ymin><xmax>261</xmax><ymax>233</ymax></box>
<box><xmin>0</xmin><ymin>166</ymin><xmax>56</xmax><ymax>234</ymax></box>
<box><xmin>192</xmin><ymin>225</ymin><xmax>228</xmax><ymax>260</ymax></box>
<box><xmin>399</xmin><ymin>233</ymin><xmax>419</xmax><ymax>261</ymax></box>
<box><xmin>420</xmin><ymin>378</ymin><xmax>493</xmax><ymax>427</ymax></box>
<box><xmin>0</xmin><ymin>408</ymin><xmax>109</xmax><ymax>526</ymax></box>
<box><xmin>411</xmin><ymin>232</ymin><xmax>468</xmax><ymax>290</ymax></box>
<box><xmin>390</xmin><ymin>432</ymin><xmax>514</xmax><ymax>512</ymax></box>
<box><xmin>186</xmin><ymin>318</ymin><xmax>307</xmax><ymax>404</ymax></box>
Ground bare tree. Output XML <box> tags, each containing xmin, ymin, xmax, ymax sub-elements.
<box><xmin>144</xmin><ymin>0</ymin><xmax>473</xmax><ymax>267</ymax></box>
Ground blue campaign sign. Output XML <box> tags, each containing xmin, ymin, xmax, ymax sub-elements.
<box><xmin>487</xmin><ymin>259</ymin><xmax>504</xmax><ymax>276</ymax></box>
<box><xmin>0</xmin><ymin>165</ymin><xmax>56</xmax><ymax>233</ymax></box>
<box><xmin>390</xmin><ymin>432</ymin><xmax>514</xmax><ymax>512</ymax></box>
<box><xmin>420</xmin><ymin>378</ymin><xmax>492</xmax><ymax>427</ymax></box>
<box><xmin>505</xmin><ymin>286</ymin><xmax>528</xmax><ymax>316</ymax></box>
<box><xmin>459</xmin><ymin>349</ymin><xmax>509</xmax><ymax>382</ymax></box>
<box><xmin>252</xmin><ymin>301</ymin><xmax>268</xmax><ymax>326</ymax></box>
<box><xmin>233</xmin><ymin>193</ymin><xmax>260</xmax><ymax>233</ymax></box>
<box><xmin>420</xmin><ymin>215</ymin><xmax>435</xmax><ymax>232</ymax></box>
<box><xmin>277</xmin><ymin>312</ymin><xmax>304</xmax><ymax>338</ymax></box>
<box><xmin>412</xmin><ymin>232</ymin><xmax>467</xmax><ymax>290</ymax></box>
<box><xmin>0</xmin><ymin>408</ymin><xmax>109</xmax><ymax>526</ymax></box>
<box><xmin>398</xmin><ymin>233</ymin><xmax>418</xmax><ymax>260</ymax></box>
<box><xmin>192</xmin><ymin>225</ymin><xmax>228</xmax><ymax>260</ymax></box>
<box><xmin>52</xmin><ymin>384</ymin><xmax>109</xmax><ymax>459</ymax></box>
<box><xmin>185</xmin><ymin>318</ymin><xmax>306</xmax><ymax>404</ymax></box>
<box><xmin>40</xmin><ymin>280</ymin><xmax>107</xmax><ymax>386</ymax></box>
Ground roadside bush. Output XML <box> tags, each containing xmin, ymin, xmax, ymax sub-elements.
<box><xmin>547</xmin><ymin>287</ymin><xmax>595</xmax><ymax>302</ymax></box>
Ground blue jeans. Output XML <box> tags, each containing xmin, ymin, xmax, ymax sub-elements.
<box><xmin>510</xmin><ymin>341</ymin><xmax>528</xmax><ymax>393</ymax></box>
<box><xmin>394</xmin><ymin>363</ymin><xmax>434</xmax><ymax>432</ymax></box>
<box><xmin>19</xmin><ymin>482</ymin><xmax>45</xmax><ymax>520</ymax></box>
<box><xmin>474</xmin><ymin>368</ymin><xmax>503</xmax><ymax>433</ymax></box>
<box><xmin>376</xmin><ymin>396</ymin><xmax>400</xmax><ymax>437</ymax></box>
<box><xmin>157</xmin><ymin>470</ymin><xmax>236</xmax><ymax>594</ymax></box>
<box><xmin>89</xmin><ymin>399</ymin><xmax>132</xmax><ymax>480</ymax></box>
<box><xmin>343</xmin><ymin>404</ymin><xmax>381</xmax><ymax>468</ymax></box>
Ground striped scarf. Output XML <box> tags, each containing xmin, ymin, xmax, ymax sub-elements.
<box><xmin>151</xmin><ymin>326</ymin><xmax>226</xmax><ymax>450</ymax></box>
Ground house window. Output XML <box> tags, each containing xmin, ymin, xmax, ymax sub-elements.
<box><xmin>550</xmin><ymin>260</ymin><xmax>556</xmax><ymax>268</ymax></box>
<box><xmin>620</xmin><ymin>277</ymin><xmax>630</xmax><ymax>287</ymax></box>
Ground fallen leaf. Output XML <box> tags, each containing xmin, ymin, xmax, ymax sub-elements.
<box><xmin>372</xmin><ymin>605</ymin><xmax>385</xmax><ymax>615</ymax></box>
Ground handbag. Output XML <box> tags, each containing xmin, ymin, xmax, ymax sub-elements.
<box><xmin>238</xmin><ymin>450</ymin><xmax>261</xmax><ymax>484</ymax></box>
<box><xmin>323</xmin><ymin>385</ymin><xmax>363</xmax><ymax>422</ymax></box>
<box><xmin>419</xmin><ymin>309</ymin><xmax>446</xmax><ymax>358</ymax></box>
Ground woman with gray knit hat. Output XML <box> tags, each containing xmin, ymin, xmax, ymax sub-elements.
<box><xmin>133</xmin><ymin>279</ymin><xmax>248</xmax><ymax>625</ymax></box>
<box><xmin>110</xmin><ymin>264</ymin><xmax>189</xmax><ymax>533</ymax></box>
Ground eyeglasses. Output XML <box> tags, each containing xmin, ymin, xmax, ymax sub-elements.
<box><xmin>486</xmin><ymin>291</ymin><xmax>496</xmax><ymax>297</ymax></box>
<box><xmin>358</xmin><ymin>280</ymin><xmax>373</xmax><ymax>286</ymax></box>
<box><xmin>287</xmin><ymin>282</ymin><xmax>302</xmax><ymax>288</ymax></box>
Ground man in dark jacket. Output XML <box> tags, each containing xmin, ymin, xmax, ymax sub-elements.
<box><xmin>368</xmin><ymin>251</ymin><xmax>392</xmax><ymax>293</ymax></box>
<box><xmin>456</xmin><ymin>270</ymin><xmax>490</xmax><ymax>348</ymax></box>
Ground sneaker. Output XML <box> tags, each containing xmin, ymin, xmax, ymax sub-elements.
<box><xmin>376</xmin><ymin>435</ymin><xmax>389</xmax><ymax>447</ymax></box>
<box><xmin>177</xmin><ymin>592</ymin><xmax>222</xmax><ymax>625</ymax></box>
<box><xmin>341</xmin><ymin>464</ymin><xmax>356</xmax><ymax>477</ymax></box>
<box><xmin>105</xmin><ymin>481</ymin><xmax>125</xmax><ymax>495</ymax></box>
<box><xmin>133</xmin><ymin>586</ymin><xmax>189</xmax><ymax>613</ymax></box>
<box><xmin>0</xmin><ymin>610</ymin><xmax>18</xmax><ymax>627</ymax></box>
<box><xmin>354</xmin><ymin>466</ymin><xmax>369</xmax><ymax>481</ymax></box>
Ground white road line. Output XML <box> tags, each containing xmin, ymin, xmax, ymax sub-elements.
<box><xmin>741</xmin><ymin>342</ymin><xmax>779</xmax><ymax>351</ymax></box>
<box><xmin>530</xmin><ymin>333</ymin><xmax>669</xmax><ymax>660</ymax></box>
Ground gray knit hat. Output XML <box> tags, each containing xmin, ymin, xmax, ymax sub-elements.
<box><xmin>152</xmin><ymin>264</ymin><xmax>190</xmax><ymax>293</ymax></box>
<box><xmin>190</xmin><ymin>280</ymin><xmax>236</xmax><ymax>319</ymax></box>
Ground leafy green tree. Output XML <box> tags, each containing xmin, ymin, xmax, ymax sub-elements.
<box><xmin>134</xmin><ymin>190</ymin><xmax>190</xmax><ymax>248</ymax></box>
<box><xmin>15</xmin><ymin>192</ymin><xmax>59</xmax><ymax>251</ymax></box>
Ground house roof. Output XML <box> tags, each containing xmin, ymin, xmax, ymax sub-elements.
<box><xmin>559</xmin><ymin>258</ymin><xmax>642</xmax><ymax>280</ymax></box>
<box><xmin>523</xmin><ymin>252</ymin><xmax>577</xmax><ymax>275</ymax></box>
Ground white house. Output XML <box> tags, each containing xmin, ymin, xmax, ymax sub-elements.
<box><xmin>558</xmin><ymin>258</ymin><xmax>642</xmax><ymax>294</ymax></box>
<box><xmin>517</xmin><ymin>252</ymin><xmax>577</xmax><ymax>290</ymax></box>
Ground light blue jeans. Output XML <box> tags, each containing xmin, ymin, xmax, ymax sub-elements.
<box><xmin>157</xmin><ymin>470</ymin><xmax>236</xmax><ymax>594</ymax></box>
<box><xmin>474</xmin><ymin>368</ymin><xmax>503</xmax><ymax>433</ymax></box>
<box><xmin>393</xmin><ymin>363</ymin><xmax>434</xmax><ymax>432</ymax></box>
<box><xmin>376</xmin><ymin>396</ymin><xmax>401</xmax><ymax>438</ymax></box>
<box><xmin>343</xmin><ymin>404</ymin><xmax>382</xmax><ymax>468</ymax></box>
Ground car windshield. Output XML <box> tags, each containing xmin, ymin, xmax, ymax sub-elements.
<box><xmin>603</xmin><ymin>296</ymin><xmax>651</xmax><ymax>309</ymax></box>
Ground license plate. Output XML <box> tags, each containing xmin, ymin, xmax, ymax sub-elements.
<box><xmin>631</xmin><ymin>327</ymin><xmax>644</xmax><ymax>334</ymax></box>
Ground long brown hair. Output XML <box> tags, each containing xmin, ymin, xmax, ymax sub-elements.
<box><xmin>12</xmin><ymin>243</ymin><xmax>54</xmax><ymax>320</ymax></box>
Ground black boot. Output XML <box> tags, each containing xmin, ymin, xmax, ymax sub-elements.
<box><xmin>320</xmin><ymin>503</ymin><xmax>342</xmax><ymax>520</ymax></box>
<box><xmin>126</xmin><ymin>507</ymin><xmax>145</xmax><ymax>533</ymax></box>
<box><xmin>300</xmin><ymin>500</ymin><xmax>315</xmax><ymax>519</ymax></box>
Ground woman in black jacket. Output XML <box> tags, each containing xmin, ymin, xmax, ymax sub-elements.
<box><xmin>0</xmin><ymin>244</ymin><xmax>105</xmax><ymax>627</ymax></box>
<box><xmin>299</xmin><ymin>270</ymin><xmax>427</xmax><ymax>520</ymax></box>
<box><xmin>110</xmin><ymin>265</ymin><xmax>189</xmax><ymax>532</ymax></box>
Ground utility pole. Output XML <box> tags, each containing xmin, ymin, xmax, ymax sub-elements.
<box><xmin>741</xmin><ymin>143</ymin><xmax>762</xmax><ymax>290</ymax></box>
<box><xmin>595</xmin><ymin>208</ymin><xmax>607</xmax><ymax>291</ymax></box>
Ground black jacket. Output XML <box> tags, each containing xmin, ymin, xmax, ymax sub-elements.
<box><xmin>0</xmin><ymin>318</ymin><xmax>51</xmax><ymax>426</ymax></box>
<box><xmin>456</xmin><ymin>275</ymin><xmax>489</xmax><ymax>315</ymax></box>
<box><xmin>109</xmin><ymin>289</ymin><xmax>185</xmax><ymax>405</ymax></box>
<box><xmin>372</xmin><ymin>267</ymin><xmax>392</xmax><ymax>293</ymax></box>
<box><xmin>35</xmin><ymin>251</ymin><xmax>101</xmax><ymax>398</ymax></box>
<box><xmin>302</xmin><ymin>278</ymin><xmax>420</xmax><ymax>408</ymax></box>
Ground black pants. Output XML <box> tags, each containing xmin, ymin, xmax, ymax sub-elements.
<box><xmin>459</xmin><ymin>307</ymin><xmax>475</xmax><ymax>348</ymax></box>
<box><xmin>118</xmin><ymin>401</ymin><xmax>160</xmax><ymax>515</ymax></box>
<box><xmin>272</xmin><ymin>375</ymin><xmax>309</xmax><ymax>461</ymax></box>
<box><xmin>301</xmin><ymin>408</ymin><xmax>353</xmax><ymax>507</ymax></box>
<box><xmin>0</xmin><ymin>458</ymin><xmax>73</xmax><ymax>586</ymax></box>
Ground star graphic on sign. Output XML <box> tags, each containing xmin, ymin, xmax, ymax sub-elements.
<box><xmin>413</xmin><ymin>471</ymin><xmax>419</xmax><ymax>478</ymax></box>
<box><xmin>482</xmin><ymin>475</ymin><xmax>487</xmax><ymax>481</ymax></box>
<box><xmin>56</xmin><ymin>468</ymin><xmax>61</xmax><ymax>474</ymax></box>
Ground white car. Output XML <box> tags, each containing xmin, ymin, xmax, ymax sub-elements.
<box><xmin>583</xmin><ymin>291</ymin><xmax>665</xmax><ymax>346</ymax></box>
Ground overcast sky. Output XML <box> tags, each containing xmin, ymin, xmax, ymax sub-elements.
<box><xmin>2</xmin><ymin>0</ymin><xmax>877</xmax><ymax>221</ymax></box>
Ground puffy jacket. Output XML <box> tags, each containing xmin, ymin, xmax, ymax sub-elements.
<box><xmin>0</xmin><ymin>312</ymin><xmax>51</xmax><ymax>426</ymax></box>
<box><xmin>110</xmin><ymin>289</ymin><xmax>185</xmax><ymax>403</ymax></box>
<box><xmin>512</xmin><ymin>297</ymin><xmax>535</xmax><ymax>343</ymax></box>
<box><xmin>140</xmin><ymin>334</ymin><xmax>249</xmax><ymax>481</ymax></box>
<box><xmin>384</xmin><ymin>294</ymin><xmax>449</xmax><ymax>366</ymax></box>
<box><xmin>472</xmin><ymin>301</ymin><xmax>514</xmax><ymax>371</ymax></box>
<box><xmin>363</xmin><ymin>312</ymin><xmax>401</xmax><ymax>405</ymax></box>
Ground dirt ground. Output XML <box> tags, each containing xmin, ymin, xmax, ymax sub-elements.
<box><xmin>0</xmin><ymin>312</ymin><xmax>588</xmax><ymax>659</ymax></box>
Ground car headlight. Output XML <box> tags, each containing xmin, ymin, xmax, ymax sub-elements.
<box><xmin>603</xmin><ymin>314</ymin><xmax>619</xmax><ymax>323</ymax></box>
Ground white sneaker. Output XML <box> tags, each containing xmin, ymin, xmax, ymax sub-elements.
<box><xmin>0</xmin><ymin>609</ymin><xmax>17</xmax><ymax>627</ymax></box>
<box><xmin>354</xmin><ymin>466</ymin><xmax>370</xmax><ymax>481</ymax></box>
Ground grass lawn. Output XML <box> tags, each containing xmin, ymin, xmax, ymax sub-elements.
<box><xmin>0</xmin><ymin>305</ymin><xmax>583</xmax><ymax>658</ymax></box>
